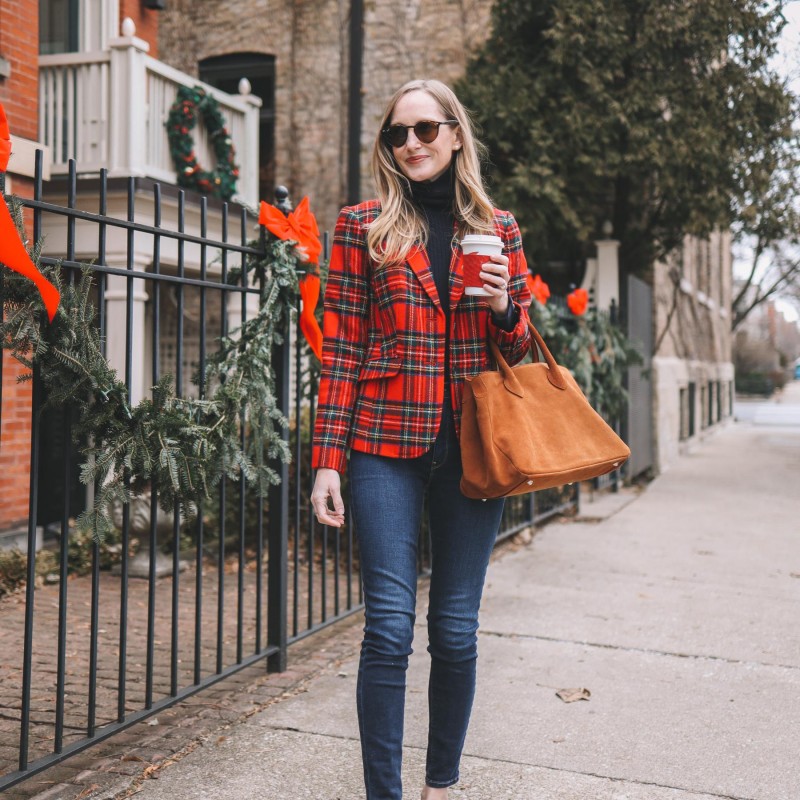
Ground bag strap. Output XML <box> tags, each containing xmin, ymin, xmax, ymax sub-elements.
<box><xmin>488</xmin><ymin>318</ymin><xmax>567</xmax><ymax>394</ymax></box>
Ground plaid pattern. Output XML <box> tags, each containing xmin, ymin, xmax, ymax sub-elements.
<box><xmin>312</xmin><ymin>200</ymin><xmax>532</xmax><ymax>474</ymax></box>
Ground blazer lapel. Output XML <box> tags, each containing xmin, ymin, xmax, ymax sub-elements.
<box><xmin>449</xmin><ymin>242</ymin><xmax>464</xmax><ymax>311</ymax></box>
<box><xmin>407</xmin><ymin>246</ymin><xmax>442</xmax><ymax>310</ymax></box>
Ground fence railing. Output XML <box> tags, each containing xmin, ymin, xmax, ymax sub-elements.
<box><xmin>0</xmin><ymin>158</ymin><xmax>576</xmax><ymax>790</ymax></box>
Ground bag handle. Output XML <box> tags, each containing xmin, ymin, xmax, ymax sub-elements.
<box><xmin>488</xmin><ymin>317</ymin><xmax>567</xmax><ymax>395</ymax></box>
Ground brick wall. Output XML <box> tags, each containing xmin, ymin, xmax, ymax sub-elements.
<box><xmin>0</xmin><ymin>175</ymin><xmax>35</xmax><ymax>532</ymax></box>
<box><xmin>156</xmin><ymin>0</ymin><xmax>493</xmax><ymax>234</ymax></box>
<box><xmin>119</xmin><ymin>0</ymin><xmax>159</xmax><ymax>58</ymax></box>
<box><xmin>0</xmin><ymin>0</ymin><xmax>40</xmax><ymax>140</ymax></box>
<box><xmin>0</xmin><ymin>0</ymin><xmax>38</xmax><ymax>531</ymax></box>
<box><xmin>0</xmin><ymin>351</ymin><xmax>33</xmax><ymax>532</ymax></box>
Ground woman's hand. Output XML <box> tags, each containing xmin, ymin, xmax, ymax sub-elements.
<box><xmin>311</xmin><ymin>468</ymin><xmax>345</xmax><ymax>528</ymax></box>
<box><xmin>479</xmin><ymin>254</ymin><xmax>511</xmax><ymax>316</ymax></box>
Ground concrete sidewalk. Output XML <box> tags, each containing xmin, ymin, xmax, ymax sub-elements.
<box><xmin>119</xmin><ymin>411</ymin><xmax>800</xmax><ymax>799</ymax></box>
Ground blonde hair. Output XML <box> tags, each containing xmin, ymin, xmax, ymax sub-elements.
<box><xmin>367</xmin><ymin>79</ymin><xmax>497</xmax><ymax>266</ymax></box>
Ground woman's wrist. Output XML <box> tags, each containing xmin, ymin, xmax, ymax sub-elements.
<box><xmin>488</xmin><ymin>293</ymin><xmax>510</xmax><ymax>316</ymax></box>
<box><xmin>489</xmin><ymin>295</ymin><xmax>517</xmax><ymax>331</ymax></box>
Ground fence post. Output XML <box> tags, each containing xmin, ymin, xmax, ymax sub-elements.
<box><xmin>267</xmin><ymin>228</ymin><xmax>289</xmax><ymax>672</ymax></box>
<box><xmin>107</xmin><ymin>19</ymin><xmax>149</xmax><ymax>177</ymax></box>
<box><xmin>236</xmin><ymin>78</ymin><xmax>262</xmax><ymax>208</ymax></box>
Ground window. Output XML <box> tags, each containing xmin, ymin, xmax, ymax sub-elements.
<box><xmin>700</xmin><ymin>385</ymin><xmax>707</xmax><ymax>429</ymax></box>
<box><xmin>199</xmin><ymin>53</ymin><xmax>276</xmax><ymax>204</ymax></box>
<box><xmin>680</xmin><ymin>383</ymin><xmax>697</xmax><ymax>441</ymax></box>
<box><xmin>39</xmin><ymin>0</ymin><xmax>79</xmax><ymax>54</ymax></box>
<box><xmin>708</xmin><ymin>380</ymin><xmax>715</xmax><ymax>426</ymax></box>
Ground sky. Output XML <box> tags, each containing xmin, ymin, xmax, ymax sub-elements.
<box><xmin>777</xmin><ymin>2</ymin><xmax>800</xmax><ymax>81</ymax></box>
<box><xmin>765</xmin><ymin>2</ymin><xmax>800</xmax><ymax>321</ymax></box>
<box><xmin>731</xmin><ymin>3</ymin><xmax>800</xmax><ymax>322</ymax></box>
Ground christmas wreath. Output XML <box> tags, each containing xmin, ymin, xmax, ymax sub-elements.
<box><xmin>166</xmin><ymin>85</ymin><xmax>239</xmax><ymax>200</ymax></box>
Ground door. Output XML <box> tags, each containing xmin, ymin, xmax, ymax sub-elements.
<box><xmin>625</xmin><ymin>275</ymin><xmax>654</xmax><ymax>478</ymax></box>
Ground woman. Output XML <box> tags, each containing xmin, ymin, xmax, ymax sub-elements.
<box><xmin>310</xmin><ymin>79</ymin><xmax>531</xmax><ymax>800</ymax></box>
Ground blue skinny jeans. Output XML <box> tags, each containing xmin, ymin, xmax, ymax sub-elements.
<box><xmin>349</xmin><ymin>398</ymin><xmax>504</xmax><ymax>799</ymax></box>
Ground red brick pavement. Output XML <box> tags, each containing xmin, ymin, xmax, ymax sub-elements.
<box><xmin>0</xmin><ymin>553</ymin><xmax>362</xmax><ymax>799</ymax></box>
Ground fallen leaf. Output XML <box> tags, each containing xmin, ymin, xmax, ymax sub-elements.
<box><xmin>122</xmin><ymin>754</ymin><xmax>146</xmax><ymax>762</ymax></box>
<box><xmin>556</xmin><ymin>687</ymin><xmax>591</xmax><ymax>703</ymax></box>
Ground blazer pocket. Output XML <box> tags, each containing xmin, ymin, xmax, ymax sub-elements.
<box><xmin>358</xmin><ymin>357</ymin><xmax>402</xmax><ymax>382</ymax></box>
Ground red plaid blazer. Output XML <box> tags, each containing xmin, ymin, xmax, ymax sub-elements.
<box><xmin>311</xmin><ymin>200</ymin><xmax>532</xmax><ymax>474</ymax></box>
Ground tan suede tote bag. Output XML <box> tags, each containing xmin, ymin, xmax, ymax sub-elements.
<box><xmin>460</xmin><ymin>320</ymin><xmax>631</xmax><ymax>499</ymax></box>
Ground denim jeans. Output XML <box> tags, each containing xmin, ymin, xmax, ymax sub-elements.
<box><xmin>349</xmin><ymin>397</ymin><xmax>504</xmax><ymax>799</ymax></box>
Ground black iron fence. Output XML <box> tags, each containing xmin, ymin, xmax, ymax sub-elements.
<box><xmin>0</xmin><ymin>158</ymin><xmax>576</xmax><ymax>790</ymax></box>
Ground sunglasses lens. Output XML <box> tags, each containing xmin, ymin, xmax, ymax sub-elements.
<box><xmin>384</xmin><ymin>125</ymin><xmax>408</xmax><ymax>148</ymax></box>
<box><xmin>414</xmin><ymin>122</ymin><xmax>439</xmax><ymax>143</ymax></box>
<box><xmin>383</xmin><ymin>121</ymin><xmax>452</xmax><ymax>147</ymax></box>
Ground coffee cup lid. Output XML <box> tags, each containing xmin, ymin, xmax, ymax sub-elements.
<box><xmin>461</xmin><ymin>234</ymin><xmax>503</xmax><ymax>246</ymax></box>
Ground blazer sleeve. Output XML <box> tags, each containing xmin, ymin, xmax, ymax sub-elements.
<box><xmin>489</xmin><ymin>211</ymin><xmax>531</xmax><ymax>366</ymax></box>
<box><xmin>311</xmin><ymin>207</ymin><xmax>370</xmax><ymax>474</ymax></box>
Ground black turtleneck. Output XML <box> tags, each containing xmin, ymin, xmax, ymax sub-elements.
<box><xmin>409</xmin><ymin>166</ymin><xmax>518</xmax><ymax>335</ymax></box>
<box><xmin>409</xmin><ymin>167</ymin><xmax>455</xmax><ymax>317</ymax></box>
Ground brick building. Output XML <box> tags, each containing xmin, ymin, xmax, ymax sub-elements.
<box><xmin>0</xmin><ymin>0</ymin><xmax>44</xmax><ymax>540</ymax></box>
<box><xmin>0</xmin><ymin>0</ymin><xmax>260</xmax><ymax>544</ymax></box>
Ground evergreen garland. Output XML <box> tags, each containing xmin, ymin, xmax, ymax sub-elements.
<box><xmin>166</xmin><ymin>85</ymin><xmax>240</xmax><ymax>201</ymax></box>
<box><xmin>0</xmin><ymin>197</ymin><xmax>298</xmax><ymax>540</ymax></box>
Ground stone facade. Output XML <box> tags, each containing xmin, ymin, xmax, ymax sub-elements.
<box><xmin>651</xmin><ymin>231</ymin><xmax>735</xmax><ymax>471</ymax></box>
<box><xmin>156</xmin><ymin>0</ymin><xmax>493</xmax><ymax>234</ymax></box>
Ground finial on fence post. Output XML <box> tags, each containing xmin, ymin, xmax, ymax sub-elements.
<box><xmin>274</xmin><ymin>185</ymin><xmax>292</xmax><ymax>214</ymax></box>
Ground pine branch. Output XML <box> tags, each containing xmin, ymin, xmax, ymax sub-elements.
<box><xmin>0</xmin><ymin>200</ymin><xmax>302</xmax><ymax>540</ymax></box>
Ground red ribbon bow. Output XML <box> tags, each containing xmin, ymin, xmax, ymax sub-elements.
<box><xmin>258</xmin><ymin>195</ymin><xmax>323</xmax><ymax>360</ymax></box>
<box><xmin>0</xmin><ymin>102</ymin><xmax>60</xmax><ymax>322</ymax></box>
<box><xmin>259</xmin><ymin>196</ymin><xmax>322</xmax><ymax>265</ymax></box>
<box><xmin>526</xmin><ymin>273</ymin><xmax>551</xmax><ymax>306</ymax></box>
<box><xmin>567</xmin><ymin>287</ymin><xmax>589</xmax><ymax>316</ymax></box>
<box><xmin>298</xmin><ymin>273</ymin><xmax>323</xmax><ymax>361</ymax></box>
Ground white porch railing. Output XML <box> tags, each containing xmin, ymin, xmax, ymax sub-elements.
<box><xmin>38</xmin><ymin>30</ymin><xmax>261</xmax><ymax>206</ymax></box>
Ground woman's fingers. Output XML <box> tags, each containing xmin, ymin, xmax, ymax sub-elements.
<box><xmin>311</xmin><ymin>469</ymin><xmax>345</xmax><ymax>528</ymax></box>
<box><xmin>480</xmin><ymin>254</ymin><xmax>510</xmax><ymax>294</ymax></box>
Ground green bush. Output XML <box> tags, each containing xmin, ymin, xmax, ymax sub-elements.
<box><xmin>0</xmin><ymin>525</ymin><xmax>129</xmax><ymax>598</ymax></box>
<box><xmin>735</xmin><ymin>372</ymin><xmax>774</xmax><ymax>396</ymax></box>
<box><xmin>529</xmin><ymin>301</ymin><xmax>643</xmax><ymax>420</ymax></box>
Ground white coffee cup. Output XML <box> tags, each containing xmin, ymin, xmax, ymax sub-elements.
<box><xmin>461</xmin><ymin>234</ymin><xmax>504</xmax><ymax>296</ymax></box>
